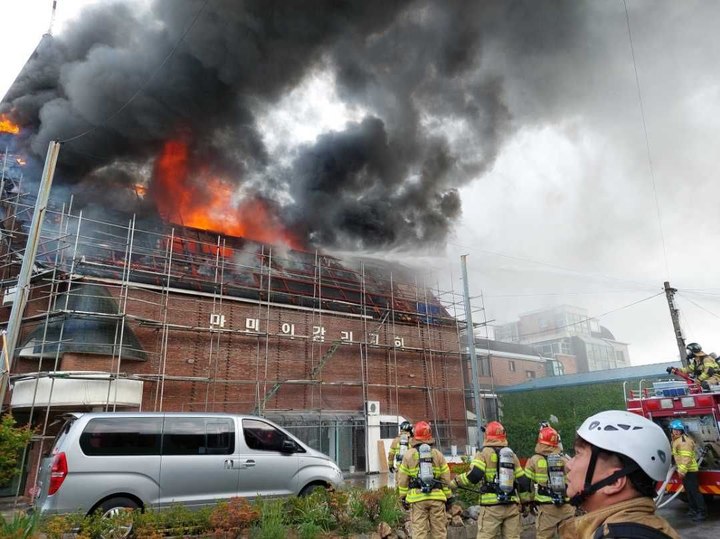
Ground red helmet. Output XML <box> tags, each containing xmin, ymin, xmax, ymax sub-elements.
<box><xmin>484</xmin><ymin>421</ymin><xmax>506</xmax><ymax>442</ymax></box>
<box><xmin>538</xmin><ymin>426</ymin><xmax>559</xmax><ymax>447</ymax></box>
<box><xmin>413</xmin><ymin>421</ymin><xmax>433</xmax><ymax>442</ymax></box>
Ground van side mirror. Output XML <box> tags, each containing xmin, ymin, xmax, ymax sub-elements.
<box><xmin>280</xmin><ymin>439</ymin><xmax>297</xmax><ymax>453</ymax></box>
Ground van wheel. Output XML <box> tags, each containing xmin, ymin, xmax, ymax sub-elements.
<box><xmin>300</xmin><ymin>483</ymin><xmax>327</xmax><ymax>497</ymax></box>
<box><xmin>96</xmin><ymin>497</ymin><xmax>138</xmax><ymax>539</ymax></box>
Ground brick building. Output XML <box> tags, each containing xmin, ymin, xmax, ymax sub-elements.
<box><xmin>0</xmin><ymin>172</ymin><xmax>478</xmax><ymax>495</ymax></box>
<box><xmin>472</xmin><ymin>338</ymin><xmax>577</xmax><ymax>387</ymax></box>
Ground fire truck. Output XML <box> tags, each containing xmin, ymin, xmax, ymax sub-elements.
<box><xmin>625</xmin><ymin>372</ymin><xmax>720</xmax><ymax>505</ymax></box>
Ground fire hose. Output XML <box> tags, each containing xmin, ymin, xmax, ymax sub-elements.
<box><xmin>655</xmin><ymin>446</ymin><xmax>707</xmax><ymax>509</ymax></box>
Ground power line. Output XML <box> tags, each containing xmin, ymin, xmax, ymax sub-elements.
<box><xmin>677</xmin><ymin>292</ymin><xmax>720</xmax><ymax>320</ymax></box>
<box><xmin>60</xmin><ymin>0</ymin><xmax>209</xmax><ymax>145</ymax></box>
<box><xmin>446</xmin><ymin>240</ymin><xmax>657</xmax><ymax>291</ymax></box>
<box><xmin>623</xmin><ymin>0</ymin><xmax>670</xmax><ymax>279</ymax></box>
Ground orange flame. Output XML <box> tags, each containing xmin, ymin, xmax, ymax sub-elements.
<box><xmin>16</xmin><ymin>158</ymin><xmax>26</xmax><ymax>166</ymax></box>
<box><xmin>153</xmin><ymin>139</ymin><xmax>303</xmax><ymax>249</ymax></box>
<box><xmin>132</xmin><ymin>183</ymin><xmax>147</xmax><ymax>198</ymax></box>
<box><xmin>0</xmin><ymin>114</ymin><xmax>20</xmax><ymax>135</ymax></box>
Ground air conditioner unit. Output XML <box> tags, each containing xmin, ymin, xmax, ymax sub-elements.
<box><xmin>365</xmin><ymin>401</ymin><xmax>380</xmax><ymax>416</ymax></box>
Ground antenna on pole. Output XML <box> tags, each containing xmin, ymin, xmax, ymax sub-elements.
<box><xmin>47</xmin><ymin>0</ymin><xmax>58</xmax><ymax>36</ymax></box>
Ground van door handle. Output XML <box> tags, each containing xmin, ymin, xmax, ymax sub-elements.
<box><xmin>244</xmin><ymin>459</ymin><xmax>256</xmax><ymax>468</ymax></box>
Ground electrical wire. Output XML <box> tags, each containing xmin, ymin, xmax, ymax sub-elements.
<box><xmin>623</xmin><ymin>0</ymin><xmax>670</xmax><ymax>279</ymax></box>
<box><xmin>446</xmin><ymin>240</ymin><xmax>657</xmax><ymax>291</ymax></box>
<box><xmin>676</xmin><ymin>293</ymin><xmax>720</xmax><ymax>320</ymax></box>
<box><xmin>59</xmin><ymin>0</ymin><xmax>210</xmax><ymax>145</ymax></box>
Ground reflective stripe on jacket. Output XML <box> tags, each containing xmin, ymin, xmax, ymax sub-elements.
<box><xmin>455</xmin><ymin>445</ymin><xmax>527</xmax><ymax>505</ymax></box>
<box><xmin>679</xmin><ymin>353</ymin><xmax>719</xmax><ymax>382</ymax></box>
<box><xmin>397</xmin><ymin>446</ymin><xmax>452</xmax><ymax>503</ymax></box>
<box><xmin>672</xmin><ymin>435</ymin><xmax>698</xmax><ymax>474</ymax></box>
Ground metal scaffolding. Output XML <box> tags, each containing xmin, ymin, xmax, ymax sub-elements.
<box><xmin>0</xmin><ymin>171</ymin><xmax>494</xmax><ymax>492</ymax></box>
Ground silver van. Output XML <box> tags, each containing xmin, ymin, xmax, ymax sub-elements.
<box><xmin>35</xmin><ymin>412</ymin><xmax>343</xmax><ymax>517</ymax></box>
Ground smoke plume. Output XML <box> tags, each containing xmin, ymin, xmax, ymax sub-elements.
<box><xmin>2</xmin><ymin>0</ymin><xmax>593</xmax><ymax>249</ymax></box>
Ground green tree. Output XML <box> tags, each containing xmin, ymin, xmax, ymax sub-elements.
<box><xmin>0</xmin><ymin>414</ymin><xmax>33</xmax><ymax>487</ymax></box>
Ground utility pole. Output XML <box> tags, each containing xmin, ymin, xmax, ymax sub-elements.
<box><xmin>460</xmin><ymin>255</ymin><xmax>483</xmax><ymax>449</ymax></box>
<box><xmin>0</xmin><ymin>141</ymin><xmax>61</xmax><ymax>411</ymax></box>
<box><xmin>663</xmin><ymin>281</ymin><xmax>687</xmax><ymax>368</ymax></box>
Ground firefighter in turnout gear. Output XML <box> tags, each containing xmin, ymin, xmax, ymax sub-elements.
<box><xmin>669</xmin><ymin>419</ymin><xmax>706</xmax><ymax>521</ymax></box>
<box><xmin>397</xmin><ymin>421</ymin><xmax>454</xmax><ymax>539</ymax></box>
<box><xmin>559</xmin><ymin>411</ymin><xmax>679</xmax><ymax>539</ymax></box>
<box><xmin>668</xmin><ymin>342</ymin><xmax>720</xmax><ymax>390</ymax></box>
<box><xmin>450</xmin><ymin>421</ymin><xmax>530</xmax><ymax>539</ymax></box>
<box><xmin>388</xmin><ymin>420</ymin><xmax>413</xmax><ymax>473</ymax></box>
<box><xmin>524</xmin><ymin>426</ymin><xmax>575</xmax><ymax>539</ymax></box>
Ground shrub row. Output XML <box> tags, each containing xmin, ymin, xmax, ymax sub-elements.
<box><xmin>1</xmin><ymin>486</ymin><xmax>405</xmax><ymax>539</ymax></box>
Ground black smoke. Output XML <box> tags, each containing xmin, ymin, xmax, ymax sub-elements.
<box><xmin>1</xmin><ymin>0</ymin><xmax>588</xmax><ymax>249</ymax></box>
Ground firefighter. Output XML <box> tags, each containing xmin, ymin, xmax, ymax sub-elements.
<box><xmin>669</xmin><ymin>419</ymin><xmax>706</xmax><ymax>521</ymax></box>
<box><xmin>388</xmin><ymin>420</ymin><xmax>413</xmax><ymax>473</ymax></box>
<box><xmin>450</xmin><ymin>421</ymin><xmax>530</xmax><ymax>539</ymax></box>
<box><xmin>667</xmin><ymin>342</ymin><xmax>720</xmax><ymax>390</ymax></box>
<box><xmin>397</xmin><ymin>421</ymin><xmax>454</xmax><ymax>539</ymax></box>
<box><xmin>524</xmin><ymin>426</ymin><xmax>575</xmax><ymax>539</ymax></box>
<box><xmin>559</xmin><ymin>410</ymin><xmax>680</xmax><ymax>539</ymax></box>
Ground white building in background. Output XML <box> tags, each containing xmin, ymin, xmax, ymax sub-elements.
<box><xmin>495</xmin><ymin>305</ymin><xmax>630</xmax><ymax>373</ymax></box>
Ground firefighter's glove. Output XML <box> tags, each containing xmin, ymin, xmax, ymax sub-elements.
<box><xmin>666</xmin><ymin>366</ymin><xmax>675</xmax><ymax>374</ymax></box>
<box><xmin>401</xmin><ymin>499</ymin><xmax>410</xmax><ymax>511</ymax></box>
<box><xmin>448</xmin><ymin>479</ymin><xmax>458</xmax><ymax>490</ymax></box>
<box><xmin>445</xmin><ymin>497</ymin><xmax>456</xmax><ymax>511</ymax></box>
<box><xmin>708</xmin><ymin>367</ymin><xmax>716</xmax><ymax>376</ymax></box>
<box><xmin>389</xmin><ymin>466</ymin><xmax>396</xmax><ymax>474</ymax></box>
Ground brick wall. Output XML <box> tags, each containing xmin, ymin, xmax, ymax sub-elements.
<box><xmin>13</xmin><ymin>280</ymin><xmax>468</xmax><ymax>434</ymax></box>
<box><xmin>489</xmin><ymin>355</ymin><xmax>546</xmax><ymax>387</ymax></box>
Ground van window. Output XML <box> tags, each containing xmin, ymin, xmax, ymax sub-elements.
<box><xmin>80</xmin><ymin>418</ymin><xmax>162</xmax><ymax>456</ymax></box>
<box><xmin>242</xmin><ymin>419</ymin><xmax>288</xmax><ymax>452</ymax></box>
<box><xmin>49</xmin><ymin>417</ymin><xmax>76</xmax><ymax>456</ymax></box>
<box><xmin>163</xmin><ymin>417</ymin><xmax>235</xmax><ymax>455</ymax></box>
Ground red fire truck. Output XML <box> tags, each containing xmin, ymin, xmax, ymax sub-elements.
<box><xmin>625</xmin><ymin>373</ymin><xmax>720</xmax><ymax>504</ymax></box>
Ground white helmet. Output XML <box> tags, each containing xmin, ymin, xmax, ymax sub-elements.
<box><xmin>577</xmin><ymin>410</ymin><xmax>670</xmax><ymax>481</ymax></box>
<box><xmin>571</xmin><ymin>410</ymin><xmax>671</xmax><ymax>506</ymax></box>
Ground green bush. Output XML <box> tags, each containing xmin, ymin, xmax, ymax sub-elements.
<box><xmin>0</xmin><ymin>510</ymin><xmax>39</xmax><ymax>539</ymax></box>
<box><xmin>377</xmin><ymin>487</ymin><xmax>404</xmax><ymax>528</ymax></box>
<box><xmin>0</xmin><ymin>414</ymin><xmax>33</xmax><ymax>487</ymax></box>
<box><xmin>297</xmin><ymin>521</ymin><xmax>324</xmax><ymax>539</ymax></box>
<box><xmin>286</xmin><ymin>488</ymin><xmax>333</xmax><ymax>531</ymax></box>
<box><xmin>252</xmin><ymin>498</ymin><xmax>287</xmax><ymax>539</ymax></box>
<box><xmin>135</xmin><ymin>503</ymin><xmax>212</xmax><ymax>537</ymax></box>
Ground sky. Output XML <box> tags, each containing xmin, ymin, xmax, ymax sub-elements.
<box><xmin>2</xmin><ymin>1</ymin><xmax>720</xmax><ymax>367</ymax></box>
